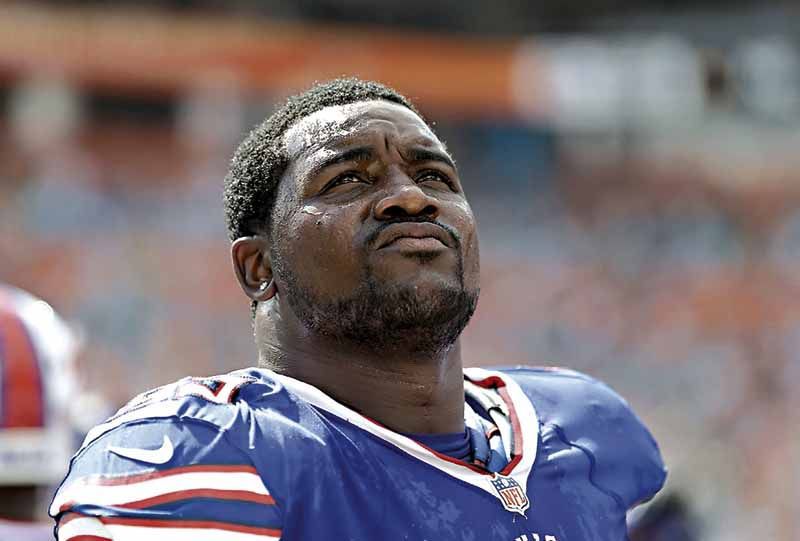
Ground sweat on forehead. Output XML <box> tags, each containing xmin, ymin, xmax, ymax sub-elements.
<box><xmin>281</xmin><ymin>100</ymin><xmax>437</xmax><ymax>160</ymax></box>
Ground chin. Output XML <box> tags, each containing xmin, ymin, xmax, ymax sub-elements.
<box><xmin>284</xmin><ymin>261</ymin><xmax>478</xmax><ymax>353</ymax></box>
<box><xmin>376</xmin><ymin>262</ymin><xmax>463</xmax><ymax>290</ymax></box>
<box><xmin>403</xmin><ymin>272</ymin><xmax>460</xmax><ymax>291</ymax></box>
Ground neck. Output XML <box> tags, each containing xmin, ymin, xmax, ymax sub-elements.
<box><xmin>256</xmin><ymin>301</ymin><xmax>466</xmax><ymax>435</ymax></box>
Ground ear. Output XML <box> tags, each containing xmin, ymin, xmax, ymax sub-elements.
<box><xmin>231</xmin><ymin>236</ymin><xmax>277</xmax><ymax>302</ymax></box>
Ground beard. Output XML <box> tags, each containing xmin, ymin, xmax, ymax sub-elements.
<box><xmin>274</xmin><ymin>254</ymin><xmax>479</xmax><ymax>356</ymax></box>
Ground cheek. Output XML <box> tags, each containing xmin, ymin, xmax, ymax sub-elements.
<box><xmin>281</xmin><ymin>205</ymin><xmax>364</xmax><ymax>293</ymax></box>
<box><xmin>464</xmin><ymin>236</ymin><xmax>481</xmax><ymax>289</ymax></box>
<box><xmin>455</xmin><ymin>204</ymin><xmax>481</xmax><ymax>284</ymax></box>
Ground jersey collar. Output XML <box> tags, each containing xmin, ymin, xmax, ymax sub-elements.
<box><xmin>264</xmin><ymin>367</ymin><xmax>540</xmax><ymax>499</ymax></box>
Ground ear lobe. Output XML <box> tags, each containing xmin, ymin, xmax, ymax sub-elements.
<box><xmin>231</xmin><ymin>236</ymin><xmax>276</xmax><ymax>302</ymax></box>
<box><xmin>257</xmin><ymin>279</ymin><xmax>278</xmax><ymax>301</ymax></box>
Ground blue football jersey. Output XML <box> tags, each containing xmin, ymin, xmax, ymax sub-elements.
<box><xmin>50</xmin><ymin>366</ymin><xmax>666</xmax><ymax>541</ymax></box>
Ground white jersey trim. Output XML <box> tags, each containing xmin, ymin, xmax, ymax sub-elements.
<box><xmin>50</xmin><ymin>468</ymin><xmax>270</xmax><ymax>516</ymax></box>
<box><xmin>58</xmin><ymin>515</ymin><xmax>112</xmax><ymax>540</ymax></box>
<box><xmin>58</xmin><ymin>516</ymin><xmax>281</xmax><ymax>541</ymax></box>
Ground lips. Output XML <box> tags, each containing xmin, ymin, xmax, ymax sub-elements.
<box><xmin>375</xmin><ymin>222</ymin><xmax>452</xmax><ymax>250</ymax></box>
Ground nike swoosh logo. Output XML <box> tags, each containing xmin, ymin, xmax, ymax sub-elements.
<box><xmin>108</xmin><ymin>435</ymin><xmax>174</xmax><ymax>465</ymax></box>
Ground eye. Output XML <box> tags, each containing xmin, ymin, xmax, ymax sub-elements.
<box><xmin>323</xmin><ymin>171</ymin><xmax>369</xmax><ymax>193</ymax></box>
<box><xmin>417</xmin><ymin>170</ymin><xmax>456</xmax><ymax>191</ymax></box>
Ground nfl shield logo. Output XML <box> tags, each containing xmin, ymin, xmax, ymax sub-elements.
<box><xmin>489</xmin><ymin>474</ymin><xmax>530</xmax><ymax>516</ymax></box>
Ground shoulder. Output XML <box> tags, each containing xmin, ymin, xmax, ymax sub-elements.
<box><xmin>78</xmin><ymin>368</ymin><xmax>303</xmax><ymax>445</ymax></box>
<box><xmin>50</xmin><ymin>369</ymin><xmax>291</xmax><ymax>539</ymax></box>
<box><xmin>61</xmin><ymin>368</ymin><xmax>305</xmax><ymax>479</ymax></box>
<box><xmin>493</xmin><ymin>365</ymin><xmax>648</xmax><ymax>427</ymax></box>
<box><xmin>495</xmin><ymin>366</ymin><xmax>668</xmax><ymax>509</ymax></box>
<box><xmin>495</xmin><ymin>366</ymin><xmax>638</xmax><ymax>421</ymax></box>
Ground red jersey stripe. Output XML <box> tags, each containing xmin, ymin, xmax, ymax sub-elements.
<box><xmin>59</xmin><ymin>513</ymin><xmax>85</xmax><ymax>526</ymax></box>
<box><xmin>119</xmin><ymin>488</ymin><xmax>276</xmax><ymax>509</ymax></box>
<box><xmin>0</xmin><ymin>310</ymin><xmax>44</xmax><ymax>427</ymax></box>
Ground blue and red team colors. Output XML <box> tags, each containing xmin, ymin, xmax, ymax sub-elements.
<box><xmin>50</xmin><ymin>366</ymin><xmax>666</xmax><ymax>541</ymax></box>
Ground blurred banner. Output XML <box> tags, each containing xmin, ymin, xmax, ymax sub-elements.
<box><xmin>0</xmin><ymin>4</ymin><xmax>545</xmax><ymax>118</ymax></box>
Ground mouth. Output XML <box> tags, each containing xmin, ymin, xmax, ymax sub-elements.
<box><xmin>381</xmin><ymin>236</ymin><xmax>447</xmax><ymax>251</ymax></box>
<box><xmin>376</xmin><ymin>222</ymin><xmax>452</xmax><ymax>251</ymax></box>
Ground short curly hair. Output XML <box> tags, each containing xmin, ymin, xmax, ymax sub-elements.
<box><xmin>223</xmin><ymin>78</ymin><xmax>422</xmax><ymax>241</ymax></box>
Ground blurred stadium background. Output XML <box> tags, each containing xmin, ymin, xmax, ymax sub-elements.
<box><xmin>1</xmin><ymin>0</ymin><xmax>799</xmax><ymax>537</ymax></box>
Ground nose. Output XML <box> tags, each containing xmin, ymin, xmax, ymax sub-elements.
<box><xmin>373</xmin><ymin>175</ymin><xmax>440</xmax><ymax>221</ymax></box>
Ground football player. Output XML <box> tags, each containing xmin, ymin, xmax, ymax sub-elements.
<box><xmin>0</xmin><ymin>285</ymin><xmax>80</xmax><ymax>539</ymax></box>
<box><xmin>51</xmin><ymin>78</ymin><xmax>666</xmax><ymax>541</ymax></box>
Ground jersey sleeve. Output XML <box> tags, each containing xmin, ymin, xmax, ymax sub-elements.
<box><xmin>49</xmin><ymin>417</ymin><xmax>283</xmax><ymax>541</ymax></box>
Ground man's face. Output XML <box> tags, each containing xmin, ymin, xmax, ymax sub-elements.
<box><xmin>269</xmin><ymin>100</ymin><xmax>480</xmax><ymax>353</ymax></box>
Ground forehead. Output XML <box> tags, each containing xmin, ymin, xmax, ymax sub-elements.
<box><xmin>282</xmin><ymin>100</ymin><xmax>442</xmax><ymax>161</ymax></box>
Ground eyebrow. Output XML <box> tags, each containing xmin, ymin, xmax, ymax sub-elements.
<box><xmin>305</xmin><ymin>145</ymin><xmax>457</xmax><ymax>180</ymax></box>
<box><xmin>404</xmin><ymin>148</ymin><xmax>457</xmax><ymax>170</ymax></box>
<box><xmin>306</xmin><ymin>147</ymin><xmax>374</xmax><ymax>179</ymax></box>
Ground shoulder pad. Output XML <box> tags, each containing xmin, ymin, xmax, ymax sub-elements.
<box><xmin>82</xmin><ymin>372</ymin><xmax>260</xmax><ymax>447</ymax></box>
<box><xmin>499</xmin><ymin>366</ymin><xmax>667</xmax><ymax>509</ymax></box>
